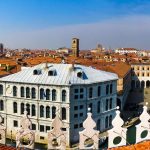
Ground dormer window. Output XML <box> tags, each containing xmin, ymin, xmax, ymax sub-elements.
<box><xmin>48</xmin><ymin>69</ymin><xmax>56</xmax><ymax>76</ymax></box>
<box><xmin>33</xmin><ymin>69</ymin><xmax>41</xmax><ymax>75</ymax></box>
<box><xmin>77</xmin><ymin>71</ymin><xmax>83</xmax><ymax>78</ymax></box>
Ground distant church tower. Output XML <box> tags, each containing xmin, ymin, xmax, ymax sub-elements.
<box><xmin>0</xmin><ymin>43</ymin><xmax>4</xmax><ymax>53</ymax></box>
<box><xmin>96</xmin><ymin>44</ymin><xmax>103</xmax><ymax>53</ymax></box>
<box><xmin>71</xmin><ymin>38</ymin><xmax>79</xmax><ymax>57</ymax></box>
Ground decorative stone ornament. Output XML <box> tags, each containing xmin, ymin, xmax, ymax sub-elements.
<box><xmin>108</xmin><ymin>106</ymin><xmax>127</xmax><ymax>148</ymax></box>
<box><xmin>0</xmin><ymin>114</ymin><xmax>6</xmax><ymax>145</ymax></box>
<box><xmin>136</xmin><ymin>102</ymin><xmax>150</xmax><ymax>143</ymax></box>
<box><xmin>79</xmin><ymin>108</ymin><xmax>99</xmax><ymax>149</ymax></box>
<box><xmin>48</xmin><ymin>112</ymin><xmax>66</xmax><ymax>150</ymax></box>
<box><xmin>16</xmin><ymin>111</ymin><xmax>35</xmax><ymax>149</ymax></box>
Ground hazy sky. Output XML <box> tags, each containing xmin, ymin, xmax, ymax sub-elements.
<box><xmin>0</xmin><ymin>0</ymin><xmax>150</xmax><ymax>49</ymax></box>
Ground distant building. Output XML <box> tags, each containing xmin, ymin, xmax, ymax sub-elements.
<box><xmin>91</xmin><ymin>44</ymin><xmax>105</xmax><ymax>53</ymax></box>
<box><xmin>115</xmin><ymin>48</ymin><xmax>138</xmax><ymax>54</ymax></box>
<box><xmin>56</xmin><ymin>47</ymin><xmax>72</xmax><ymax>54</ymax></box>
<box><xmin>71</xmin><ymin>38</ymin><xmax>79</xmax><ymax>57</ymax></box>
<box><xmin>0</xmin><ymin>63</ymin><xmax>118</xmax><ymax>146</ymax></box>
<box><xmin>0</xmin><ymin>43</ymin><xmax>4</xmax><ymax>53</ymax></box>
<box><xmin>131</xmin><ymin>63</ymin><xmax>150</xmax><ymax>89</ymax></box>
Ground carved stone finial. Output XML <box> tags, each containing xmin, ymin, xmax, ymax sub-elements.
<box><xmin>108</xmin><ymin>109</ymin><xmax>127</xmax><ymax>148</ymax></box>
<box><xmin>79</xmin><ymin>110</ymin><xmax>99</xmax><ymax>149</ymax></box>
<box><xmin>48</xmin><ymin>112</ymin><xmax>66</xmax><ymax>150</ymax></box>
<box><xmin>112</xmin><ymin>109</ymin><xmax>124</xmax><ymax>128</ymax></box>
<box><xmin>16</xmin><ymin>111</ymin><xmax>35</xmax><ymax>149</ymax></box>
<box><xmin>136</xmin><ymin>103</ymin><xmax>150</xmax><ymax>143</ymax></box>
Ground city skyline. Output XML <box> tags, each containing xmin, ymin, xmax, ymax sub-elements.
<box><xmin>0</xmin><ymin>0</ymin><xmax>150</xmax><ymax>49</ymax></box>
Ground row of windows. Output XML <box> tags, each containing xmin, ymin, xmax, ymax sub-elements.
<box><xmin>13</xmin><ymin>120</ymin><xmax>51</xmax><ymax>133</ymax></box>
<box><xmin>132</xmin><ymin>66</ymin><xmax>150</xmax><ymax>71</ymax></box>
<box><xmin>13</xmin><ymin>102</ymin><xmax>67</xmax><ymax>120</ymax></box>
<box><xmin>1</xmin><ymin>85</ymin><xmax>67</xmax><ymax>102</ymax></box>
<box><xmin>89</xmin><ymin>84</ymin><xmax>113</xmax><ymax>99</ymax></box>
<box><xmin>74</xmin><ymin>105</ymin><xmax>84</xmax><ymax>110</ymax></box>
<box><xmin>74</xmin><ymin>123</ymin><xmax>83</xmax><ymax>129</ymax></box>
<box><xmin>74</xmin><ymin>113</ymin><xmax>83</xmax><ymax>118</ymax></box>
<box><xmin>133</xmin><ymin>72</ymin><xmax>150</xmax><ymax>77</ymax></box>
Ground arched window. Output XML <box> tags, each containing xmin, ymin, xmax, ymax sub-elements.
<box><xmin>109</xmin><ymin>115</ymin><xmax>112</xmax><ymax>127</ymax></box>
<box><xmin>26</xmin><ymin>87</ymin><xmax>30</xmax><ymax>98</ymax></box>
<box><xmin>46</xmin><ymin>89</ymin><xmax>50</xmax><ymax>100</ymax></box>
<box><xmin>52</xmin><ymin>89</ymin><xmax>56</xmax><ymax>101</ymax></box>
<box><xmin>97</xmin><ymin>101</ymin><xmax>100</xmax><ymax>113</ymax></box>
<box><xmin>62</xmin><ymin>107</ymin><xmax>66</xmax><ymax>120</ymax></box>
<box><xmin>62</xmin><ymin>90</ymin><xmax>66</xmax><ymax>102</ymax></box>
<box><xmin>110</xmin><ymin>84</ymin><xmax>113</xmax><ymax>94</ymax></box>
<box><xmin>0</xmin><ymin>100</ymin><xmax>4</xmax><ymax>111</ymax></box>
<box><xmin>98</xmin><ymin>86</ymin><xmax>101</xmax><ymax>97</ymax></box>
<box><xmin>109</xmin><ymin>98</ymin><xmax>112</xmax><ymax>109</ymax></box>
<box><xmin>105</xmin><ymin>116</ymin><xmax>108</xmax><ymax>128</ymax></box>
<box><xmin>40</xmin><ymin>105</ymin><xmax>44</xmax><ymax>117</ymax></box>
<box><xmin>106</xmin><ymin>85</ymin><xmax>109</xmax><ymax>95</ymax></box>
<box><xmin>40</xmin><ymin>88</ymin><xmax>45</xmax><ymax>100</ymax></box>
<box><xmin>13</xmin><ymin>86</ymin><xmax>17</xmax><ymax>97</ymax></box>
<box><xmin>97</xmin><ymin>119</ymin><xmax>100</xmax><ymax>130</ymax></box>
<box><xmin>46</xmin><ymin>106</ymin><xmax>50</xmax><ymax>118</ymax></box>
<box><xmin>13</xmin><ymin>102</ymin><xmax>17</xmax><ymax>113</ymax></box>
<box><xmin>52</xmin><ymin>106</ymin><xmax>56</xmax><ymax>119</ymax></box>
<box><xmin>32</xmin><ymin>104</ymin><xmax>36</xmax><ymax>116</ymax></box>
<box><xmin>20</xmin><ymin>103</ymin><xmax>24</xmax><ymax>114</ymax></box>
<box><xmin>26</xmin><ymin>104</ymin><xmax>30</xmax><ymax>115</ymax></box>
<box><xmin>20</xmin><ymin>87</ymin><xmax>24</xmax><ymax>97</ymax></box>
<box><xmin>89</xmin><ymin>87</ymin><xmax>93</xmax><ymax>98</ymax></box>
<box><xmin>0</xmin><ymin>85</ymin><xmax>3</xmax><ymax>95</ymax></box>
<box><xmin>106</xmin><ymin>99</ymin><xmax>108</xmax><ymax>111</ymax></box>
<box><xmin>31</xmin><ymin>88</ymin><xmax>36</xmax><ymax>99</ymax></box>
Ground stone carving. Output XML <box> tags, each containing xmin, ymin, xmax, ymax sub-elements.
<box><xmin>0</xmin><ymin>114</ymin><xmax>6</xmax><ymax>145</ymax></box>
<box><xmin>136</xmin><ymin>102</ymin><xmax>150</xmax><ymax>143</ymax></box>
<box><xmin>79</xmin><ymin>108</ymin><xmax>99</xmax><ymax>149</ymax></box>
<box><xmin>16</xmin><ymin>111</ymin><xmax>35</xmax><ymax>149</ymax></box>
<box><xmin>108</xmin><ymin>106</ymin><xmax>127</xmax><ymax>148</ymax></box>
<box><xmin>48</xmin><ymin>112</ymin><xmax>66</xmax><ymax>150</ymax></box>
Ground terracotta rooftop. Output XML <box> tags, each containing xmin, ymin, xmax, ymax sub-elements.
<box><xmin>0</xmin><ymin>145</ymin><xmax>16</xmax><ymax>150</ymax></box>
<box><xmin>110</xmin><ymin>140</ymin><xmax>150</xmax><ymax>150</ymax></box>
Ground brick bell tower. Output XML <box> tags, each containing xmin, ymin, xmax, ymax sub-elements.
<box><xmin>71</xmin><ymin>38</ymin><xmax>79</xmax><ymax>57</ymax></box>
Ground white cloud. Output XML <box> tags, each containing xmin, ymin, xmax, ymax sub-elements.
<box><xmin>1</xmin><ymin>15</ymin><xmax>150</xmax><ymax>49</ymax></box>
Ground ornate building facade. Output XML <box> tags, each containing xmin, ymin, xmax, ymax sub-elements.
<box><xmin>0</xmin><ymin>63</ymin><xmax>118</xmax><ymax>146</ymax></box>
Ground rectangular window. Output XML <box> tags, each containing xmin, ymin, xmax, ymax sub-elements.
<box><xmin>74</xmin><ymin>114</ymin><xmax>78</xmax><ymax>118</ymax></box>
<box><xmin>74</xmin><ymin>95</ymin><xmax>78</xmax><ymax>99</ymax></box>
<box><xmin>80</xmin><ymin>94</ymin><xmax>84</xmax><ymax>99</ymax></box>
<box><xmin>62</xmin><ymin>128</ymin><xmax>66</xmax><ymax>131</ymax></box>
<box><xmin>13</xmin><ymin>120</ymin><xmax>18</xmax><ymax>127</ymax></box>
<box><xmin>46</xmin><ymin>126</ymin><xmax>50</xmax><ymax>132</ymax></box>
<box><xmin>80</xmin><ymin>105</ymin><xmax>83</xmax><ymax>109</ymax></box>
<box><xmin>40</xmin><ymin>125</ymin><xmax>44</xmax><ymax>132</ymax></box>
<box><xmin>80</xmin><ymin>113</ymin><xmax>83</xmax><ymax>117</ymax></box>
<box><xmin>2</xmin><ymin>118</ymin><xmax>4</xmax><ymax>124</ymax></box>
<box><xmin>98</xmin><ymin>86</ymin><xmax>101</xmax><ymax>97</ymax></box>
<box><xmin>40</xmin><ymin>136</ymin><xmax>45</xmax><ymax>140</ymax></box>
<box><xmin>79</xmin><ymin>123</ymin><xmax>83</xmax><ymax>128</ymax></box>
<box><xmin>74</xmin><ymin>106</ymin><xmax>78</xmax><ymax>110</ymax></box>
<box><xmin>89</xmin><ymin>103</ymin><xmax>93</xmax><ymax>113</ymax></box>
<box><xmin>74</xmin><ymin>124</ymin><xmax>78</xmax><ymax>129</ymax></box>
<box><xmin>74</xmin><ymin>89</ymin><xmax>79</xmax><ymax>93</ymax></box>
<box><xmin>32</xmin><ymin>124</ymin><xmax>36</xmax><ymax>130</ymax></box>
<box><xmin>80</xmin><ymin>88</ymin><xmax>84</xmax><ymax>93</ymax></box>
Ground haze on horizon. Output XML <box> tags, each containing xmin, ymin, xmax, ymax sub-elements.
<box><xmin>0</xmin><ymin>0</ymin><xmax>150</xmax><ymax>50</ymax></box>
